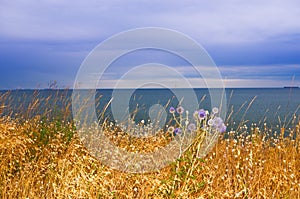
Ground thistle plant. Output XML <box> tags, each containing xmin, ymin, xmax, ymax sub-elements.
<box><xmin>167</xmin><ymin>105</ymin><xmax>226</xmax><ymax>158</ymax></box>
<box><xmin>161</xmin><ymin>106</ymin><xmax>227</xmax><ymax>195</ymax></box>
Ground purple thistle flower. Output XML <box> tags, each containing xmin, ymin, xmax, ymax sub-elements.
<box><xmin>198</xmin><ymin>109</ymin><xmax>206</xmax><ymax>119</ymax></box>
<box><xmin>209</xmin><ymin>117</ymin><xmax>226</xmax><ymax>133</ymax></box>
<box><xmin>212</xmin><ymin>107</ymin><xmax>219</xmax><ymax>114</ymax></box>
<box><xmin>174</xmin><ymin>128</ymin><xmax>182</xmax><ymax>135</ymax></box>
<box><xmin>219</xmin><ymin>124</ymin><xmax>227</xmax><ymax>133</ymax></box>
<box><xmin>213</xmin><ymin>117</ymin><xmax>223</xmax><ymax>127</ymax></box>
<box><xmin>188</xmin><ymin>123</ymin><xmax>196</xmax><ymax>131</ymax></box>
<box><xmin>169</xmin><ymin>106</ymin><xmax>175</xmax><ymax>114</ymax></box>
<box><xmin>176</xmin><ymin>106</ymin><xmax>184</xmax><ymax>114</ymax></box>
<box><xmin>208</xmin><ymin>119</ymin><xmax>213</xmax><ymax>126</ymax></box>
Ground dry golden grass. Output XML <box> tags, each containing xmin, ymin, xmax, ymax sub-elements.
<box><xmin>0</xmin><ymin>89</ymin><xmax>299</xmax><ymax>198</ymax></box>
<box><xmin>1</xmin><ymin>115</ymin><xmax>300</xmax><ymax>198</ymax></box>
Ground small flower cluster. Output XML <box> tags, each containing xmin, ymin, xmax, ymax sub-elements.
<box><xmin>167</xmin><ymin>106</ymin><xmax>226</xmax><ymax>136</ymax></box>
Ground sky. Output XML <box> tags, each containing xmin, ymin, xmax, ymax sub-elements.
<box><xmin>1</xmin><ymin>0</ymin><xmax>300</xmax><ymax>89</ymax></box>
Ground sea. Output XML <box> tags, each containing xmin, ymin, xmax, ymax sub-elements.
<box><xmin>0</xmin><ymin>88</ymin><xmax>299</xmax><ymax>131</ymax></box>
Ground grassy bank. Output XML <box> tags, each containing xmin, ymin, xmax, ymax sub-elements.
<box><xmin>1</xmin><ymin>115</ymin><xmax>299</xmax><ymax>198</ymax></box>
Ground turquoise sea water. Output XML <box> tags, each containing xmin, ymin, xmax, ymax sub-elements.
<box><xmin>0</xmin><ymin>88</ymin><xmax>299</xmax><ymax>130</ymax></box>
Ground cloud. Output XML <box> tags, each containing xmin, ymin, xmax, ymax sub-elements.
<box><xmin>1</xmin><ymin>0</ymin><xmax>300</xmax><ymax>44</ymax></box>
<box><xmin>96</xmin><ymin>77</ymin><xmax>300</xmax><ymax>89</ymax></box>
<box><xmin>219</xmin><ymin>65</ymin><xmax>300</xmax><ymax>78</ymax></box>
<box><xmin>93</xmin><ymin>64</ymin><xmax>300</xmax><ymax>89</ymax></box>
<box><xmin>223</xmin><ymin>78</ymin><xmax>300</xmax><ymax>88</ymax></box>
<box><xmin>1</xmin><ymin>0</ymin><xmax>300</xmax><ymax>89</ymax></box>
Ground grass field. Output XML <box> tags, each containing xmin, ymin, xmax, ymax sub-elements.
<box><xmin>0</xmin><ymin>91</ymin><xmax>300</xmax><ymax>198</ymax></box>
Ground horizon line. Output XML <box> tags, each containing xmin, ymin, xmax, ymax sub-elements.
<box><xmin>1</xmin><ymin>86</ymin><xmax>299</xmax><ymax>91</ymax></box>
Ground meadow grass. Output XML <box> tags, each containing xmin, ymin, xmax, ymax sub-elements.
<box><xmin>0</xmin><ymin>90</ymin><xmax>299</xmax><ymax>198</ymax></box>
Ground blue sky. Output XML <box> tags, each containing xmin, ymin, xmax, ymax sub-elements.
<box><xmin>1</xmin><ymin>0</ymin><xmax>300</xmax><ymax>89</ymax></box>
